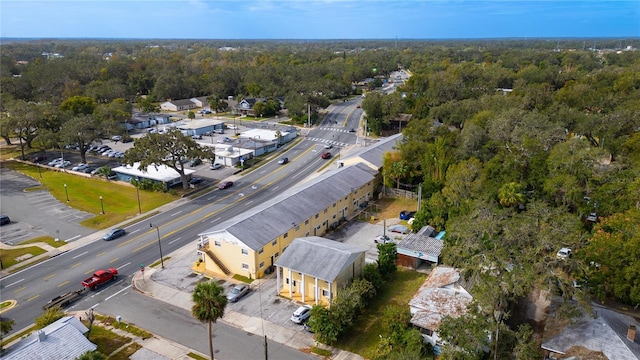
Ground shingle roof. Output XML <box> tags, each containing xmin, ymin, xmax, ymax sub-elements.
<box><xmin>166</xmin><ymin>99</ymin><xmax>196</xmax><ymax>106</ymax></box>
<box><xmin>3</xmin><ymin>316</ymin><xmax>96</xmax><ymax>360</ymax></box>
<box><xmin>397</xmin><ymin>227</ymin><xmax>443</xmax><ymax>263</ymax></box>
<box><xmin>344</xmin><ymin>133</ymin><xmax>402</xmax><ymax>170</ymax></box>
<box><xmin>275</xmin><ymin>237</ymin><xmax>366</xmax><ymax>281</ymax></box>
<box><xmin>200</xmin><ymin>163</ymin><xmax>377</xmax><ymax>250</ymax></box>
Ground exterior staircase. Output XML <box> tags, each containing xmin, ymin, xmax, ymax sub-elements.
<box><xmin>203</xmin><ymin>248</ymin><xmax>231</xmax><ymax>275</ymax></box>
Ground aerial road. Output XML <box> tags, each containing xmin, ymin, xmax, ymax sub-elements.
<box><xmin>0</xmin><ymin>100</ymin><xmax>365</xmax><ymax>339</ymax></box>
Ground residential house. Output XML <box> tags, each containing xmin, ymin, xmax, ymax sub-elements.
<box><xmin>127</xmin><ymin>114</ymin><xmax>171</xmax><ymax>131</ymax></box>
<box><xmin>197</xmin><ymin>163</ymin><xmax>379</xmax><ymax>279</ymax></box>
<box><xmin>396</xmin><ymin>225</ymin><xmax>443</xmax><ymax>269</ymax></box>
<box><xmin>541</xmin><ymin>300</ymin><xmax>640</xmax><ymax>360</ymax></box>
<box><xmin>234</xmin><ymin>98</ymin><xmax>266</xmax><ymax>116</ymax></box>
<box><xmin>275</xmin><ymin>236</ymin><xmax>366</xmax><ymax>307</ymax></box>
<box><xmin>3</xmin><ymin>316</ymin><xmax>96</xmax><ymax>360</ymax></box>
<box><xmin>409</xmin><ymin>266</ymin><xmax>473</xmax><ymax>351</ymax></box>
<box><xmin>111</xmin><ymin>162</ymin><xmax>196</xmax><ymax>190</ymax></box>
<box><xmin>190</xmin><ymin>96</ymin><xmax>209</xmax><ymax>108</ymax></box>
<box><xmin>160</xmin><ymin>99</ymin><xmax>198</xmax><ymax>112</ymax></box>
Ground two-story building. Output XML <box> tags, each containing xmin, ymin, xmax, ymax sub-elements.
<box><xmin>274</xmin><ymin>236</ymin><xmax>367</xmax><ymax>307</ymax></box>
<box><xmin>196</xmin><ymin>162</ymin><xmax>379</xmax><ymax>279</ymax></box>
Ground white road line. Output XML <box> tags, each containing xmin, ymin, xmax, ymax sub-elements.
<box><xmin>245</xmin><ymin>200</ymin><xmax>254</xmax><ymax>206</ymax></box>
<box><xmin>171</xmin><ymin>211</ymin><xmax>182</xmax><ymax>216</ymax></box>
<box><xmin>105</xmin><ymin>285</ymin><xmax>132</xmax><ymax>301</ymax></box>
<box><xmin>129</xmin><ymin>229</ymin><xmax>140</xmax><ymax>234</ymax></box>
<box><xmin>169</xmin><ymin>237</ymin><xmax>181</xmax><ymax>245</ymax></box>
<box><xmin>5</xmin><ymin>279</ymin><xmax>25</xmax><ymax>288</ymax></box>
<box><xmin>117</xmin><ymin>262</ymin><xmax>131</xmax><ymax>270</ymax></box>
<box><xmin>73</xmin><ymin>251</ymin><xmax>89</xmax><ymax>259</ymax></box>
<box><xmin>208</xmin><ymin>196</ymin><xmax>216</xmax><ymax>201</ymax></box>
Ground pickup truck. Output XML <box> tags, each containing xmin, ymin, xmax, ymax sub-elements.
<box><xmin>82</xmin><ymin>268</ymin><xmax>118</xmax><ymax>290</ymax></box>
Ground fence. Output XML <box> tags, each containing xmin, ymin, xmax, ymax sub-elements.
<box><xmin>383</xmin><ymin>187</ymin><xmax>418</xmax><ymax>200</ymax></box>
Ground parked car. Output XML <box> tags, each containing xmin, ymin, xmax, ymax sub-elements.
<box><xmin>278</xmin><ymin>157</ymin><xmax>289</xmax><ymax>165</ymax></box>
<box><xmin>48</xmin><ymin>158</ymin><xmax>63</xmax><ymax>166</ymax></box>
<box><xmin>210</xmin><ymin>163</ymin><xmax>223</xmax><ymax>170</ymax></box>
<box><xmin>217</xmin><ymin>137</ymin><xmax>231</xmax><ymax>143</ymax></box>
<box><xmin>111</xmin><ymin>135</ymin><xmax>122</xmax><ymax>142</ymax></box>
<box><xmin>399</xmin><ymin>211</ymin><xmax>416</xmax><ymax>220</ymax></box>
<box><xmin>189</xmin><ymin>158</ymin><xmax>202</xmax><ymax>166</ymax></box>
<box><xmin>291</xmin><ymin>305</ymin><xmax>312</xmax><ymax>324</ymax></box>
<box><xmin>121</xmin><ymin>136</ymin><xmax>133</xmax><ymax>143</ymax></box>
<box><xmin>55</xmin><ymin>160</ymin><xmax>71</xmax><ymax>168</ymax></box>
<box><xmin>31</xmin><ymin>155</ymin><xmax>47</xmax><ymax>163</ymax></box>
<box><xmin>103</xmin><ymin>228</ymin><xmax>126</xmax><ymax>241</ymax></box>
<box><xmin>218</xmin><ymin>181</ymin><xmax>233</xmax><ymax>189</ymax></box>
<box><xmin>387</xmin><ymin>225</ymin><xmax>409</xmax><ymax>234</ymax></box>
<box><xmin>321</xmin><ymin>151</ymin><xmax>332</xmax><ymax>159</ymax></box>
<box><xmin>226</xmin><ymin>284</ymin><xmax>250</xmax><ymax>302</ymax></box>
<box><xmin>348</xmin><ymin>128</ymin><xmax>356</xmax><ymax>132</ymax></box>
<box><xmin>72</xmin><ymin>163</ymin><xmax>89</xmax><ymax>171</ymax></box>
<box><xmin>191</xmin><ymin>134</ymin><xmax>203</xmax><ymax>140</ymax></box>
<box><xmin>0</xmin><ymin>215</ymin><xmax>10</xmax><ymax>226</ymax></box>
<box><xmin>374</xmin><ymin>235</ymin><xmax>393</xmax><ymax>244</ymax></box>
<box><xmin>226</xmin><ymin>124</ymin><xmax>238</xmax><ymax>130</ymax></box>
<box><xmin>213</xmin><ymin>129</ymin><xmax>224</xmax><ymax>134</ymax></box>
<box><xmin>556</xmin><ymin>247</ymin><xmax>572</xmax><ymax>259</ymax></box>
<box><xmin>189</xmin><ymin>177</ymin><xmax>204</xmax><ymax>185</ymax></box>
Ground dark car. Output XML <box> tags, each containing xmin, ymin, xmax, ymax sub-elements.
<box><xmin>348</xmin><ymin>128</ymin><xmax>356</xmax><ymax>132</ymax></box>
<box><xmin>31</xmin><ymin>155</ymin><xmax>47</xmax><ymax>163</ymax></box>
<box><xmin>218</xmin><ymin>181</ymin><xmax>233</xmax><ymax>189</ymax></box>
<box><xmin>103</xmin><ymin>228</ymin><xmax>125</xmax><ymax>241</ymax></box>
<box><xmin>0</xmin><ymin>215</ymin><xmax>10</xmax><ymax>226</ymax></box>
<box><xmin>189</xmin><ymin>177</ymin><xmax>204</xmax><ymax>185</ymax></box>
<box><xmin>278</xmin><ymin>157</ymin><xmax>289</xmax><ymax>165</ymax></box>
<box><xmin>189</xmin><ymin>158</ymin><xmax>202</xmax><ymax>167</ymax></box>
<box><xmin>321</xmin><ymin>151</ymin><xmax>332</xmax><ymax>159</ymax></box>
<box><xmin>226</xmin><ymin>284</ymin><xmax>250</xmax><ymax>302</ymax></box>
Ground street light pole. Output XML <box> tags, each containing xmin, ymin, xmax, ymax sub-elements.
<box><xmin>99</xmin><ymin>196</ymin><xmax>104</xmax><ymax>214</ymax></box>
<box><xmin>150</xmin><ymin>223</ymin><xmax>165</xmax><ymax>269</ymax></box>
<box><xmin>64</xmin><ymin>184</ymin><xmax>69</xmax><ymax>202</ymax></box>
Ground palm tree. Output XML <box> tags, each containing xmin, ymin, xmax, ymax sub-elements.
<box><xmin>191</xmin><ymin>281</ymin><xmax>228</xmax><ymax>360</ymax></box>
<box><xmin>498</xmin><ymin>182</ymin><xmax>525</xmax><ymax>207</ymax></box>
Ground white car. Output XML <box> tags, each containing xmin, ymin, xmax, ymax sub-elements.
<box><xmin>72</xmin><ymin>163</ymin><xmax>89</xmax><ymax>171</ymax></box>
<box><xmin>47</xmin><ymin>158</ymin><xmax>63</xmax><ymax>166</ymax></box>
<box><xmin>290</xmin><ymin>305</ymin><xmax>312</xmax><ymax>324</ymax></box>
<box><xmin>556</xmin><ymin>248</ymin><xmax>572</xmax><ymax>259</ymax></box>
<box><xmin>324</xmin><ymin>144</ymin><xmax>333</xmax><ymax>149</ymax></box>
<box><xmin>226</xmin><ymin>124</ymin><xmax>238</xmax><ymax>130</ymax></box>
<box><xmin>55</xmin><ymin>160</ymin><xmax>71</xmax><ymax>168</ymax></box>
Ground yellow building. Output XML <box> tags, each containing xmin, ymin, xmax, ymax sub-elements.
<box><xmin>197</xmin><ymin>163</ymin><xmax>378</xmax><ymax>279</ymax></box>
<box><xmin>274</xmin><ymin>236</ymin><xmax>366</xmax><ymax>307</ymax></box>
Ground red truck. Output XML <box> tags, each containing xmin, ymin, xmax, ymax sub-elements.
<box><xmin>82</xmin><ymin>268</ymin><xmax>118</xmax><ymax>290</ymax></box>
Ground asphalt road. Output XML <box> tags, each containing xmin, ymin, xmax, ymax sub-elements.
<box><xmin>0</xmin><ymin>100</ymin><xmax>365</xmax><ymax>338</ymax></box>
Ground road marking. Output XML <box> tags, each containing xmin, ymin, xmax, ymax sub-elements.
<box><xmin>171</xmin><ymin>211</ymin><xmax>182</xmax><ymax>216</ymax></box>
<box><xmin>85</xmin><ymin>268</ymin><xmax>96</xmax><ymax>275</ymax></box>
<box><xmin>129</xmin><ymin>228</ymin><xmax>140</xmax><ymax>234</ymax></box>
<box><xmin>73</xmin><ymin>251</ymin><xmax>88</xmax><ymax>259</ymax></box>
<box><xmin>207</xmin><ymin>196</ymin><xmax>216</xmax><ymax>201</ymax></box>
<box><xmin>96</xmin><ymin>251</ymin><xmax>106</xmax><ymax>257</ymax></box>
<box><xmin>43</xmin><ymin>274</ymin><xmax>55</xmax><ymax>281</ymax></box>
<box><xmin>169</xmin><ymin>237</ymin><xmax>181</xmax><ymax>245</ymax></box>
<box><xmin>14</xmin><ymin>286</ymin><xmax>26</xmax><ymax>294</ymax></box>
<box><xmin>71</xmin><ymin>262</ymin><xmax>82</xmax><ymax>268</ymax></box>
<box><xmin>245</xmin><ymin>200</ymin><xmax>254</xmax><ymax>206</ymax></box>
<box><xmin>58</xmin><ymin>281</ymin><xmax>69</xmax><ymax>287</ymax></box>
<box><xmin>90</xmin><ymin>303</ymin><xmax>100</xmax><ymax>309</ymax></box>
<box><xmin>109</xmin><ymin>257</ymin><xmax>119</xmax><ymax>263</ymax></box>
<box><xmin>27</xmin><ymin>294</ymin><xmax>40</xmax><ymax>302</ymax></box>
<box><xmin>5</xmin><ymin>278</ymin><xmax>25</xmax><ymax>288</ymax></box>
<box><xmin>117</xmin><ymin>262</ymin><xmax>131</xmax><ymax>270</ymax></box>
<box><xmin>105</xmin><ymin>285</ymin><xmax>132</xmax><ymax>301</ymax></box>
<box><xmin>67</xmin><ymin>235</ymin><xmax>81</xmax><ymax>241</ymax></box>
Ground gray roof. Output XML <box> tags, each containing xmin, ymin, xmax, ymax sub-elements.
<box><xmin>344</xmin><ymin>133</ymin><xmax>402</xmax><ymax>170</ymax></box>
<box><xmin>397</xmin><ymin>231</ymin><xmax>444</xmax><ymax>263</ymax></box>
<box><xmin>166</xmin><ymin>99</ymin><xmax>196</xmax><ymax>106</ymax></box>
<box><xmin>200</xmin><ymin>163</ymin><xmax>377</xmax><ymax>250</ymax></box>
<box><xmin>4</xmin><ymin>316</ymin><xmax>96</xmax><ymax>360</ymax></box>
<box><xmin>275</xmin><ymin>237</ymin><xmax>366</xmax><ymax>282</ymax></box>
<box><xmin>541</xmin><ymin>301</ymin><xmax>640</xmax><ymax>359</ymax></box>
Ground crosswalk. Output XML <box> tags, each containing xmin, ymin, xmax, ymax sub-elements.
<box><xmin>306</xmin><ymin>137</ymin><xmax>349</xmax><ymax>148</ymax></box>
<box><xmin>318</xmin><ymin>127</ymin><xmax>352</xmax><ymax>133</ymax></box>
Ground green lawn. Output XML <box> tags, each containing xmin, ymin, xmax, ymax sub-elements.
<box><xmin>2</xmin><ymin>161</ymin><xmax>178</xmax><ymax>229</ymax></box>
<box><xmin>0</xmin><ymin>246</ymin><xmax>47</xmax><ymax>269</ymax></box>
<box><xmin>336</xmin><ymin>268</ymin><xmax>427</xmax><ymax>358</ymax></box>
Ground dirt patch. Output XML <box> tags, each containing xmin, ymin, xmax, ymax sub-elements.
<box><xmin>561</xmin><ymin>346</ymin><xmax>609</xmax><ymax>359</ymax></box>
<box><xmin>366</xmin><ymin>197</ymin><xmax>418</xmax><ymax>224</ymax></box>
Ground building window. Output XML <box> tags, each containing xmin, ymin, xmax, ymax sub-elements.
<box><xmin>305</xmin><ymin>219</ymin><xmax>309</xmax><ymax>225</ymax></box>
<box><xmin>259</xmin><ymin>262</ymin><xmax>265</xmax><ymax>268</ymax></box>
<box><xmin>315</xmin><ymin>214</ymin><xmax>319</xmax><ymax>219</ymax></box>
<box><xmin>283</xmin><ymin>232</ymin><xmax>288</xmax><ymax>238</ymax></box>
<box><xmin>293</xmin><ymin>280</ymin><xmax>297</xmax><ymax>286</ymax></box>
<box><xmin>242</xmin><ymin>263</ymin><xmax>249</xmax><ymax>269</ymax></box>
<box><xmin>241</xmin><ymin>249</ymin><xmax>248</xmax><ymax>255</ymax></box>
<box><xmin>258</xmin><ymin>248</ymin><xmax>264</xmax><ymax>254</ymax></box>
<box><xmin>272</xmin><ymin>239</ymin><xmax>277</xmax><ymax>246</ymax></box>
<box><xmin>294</xmin><ymin>225</ymin><xmax>300</xmax><ymax>231</ymax></box>
<box><xmin>286</xmin><ymin>278</ymin><xmax>289</xmax><ymax>284</ymax></box>
<box><xmin>274</xmin><ymin>252</ymin><xmax>279</xmax><ymax>258</ymax></box>
<box><xmin>332</xmin><ymin>214</ymin><xmax>336</xmax><ymax>219</ymax></box>
<box><xmin>214</xmin><ymin>241</ymin><xmax>221</xmax><ymax>247</ymax></box>
<box><xmin>322</xmin><ymin>289</ymin><xmax>329</xmax><ymax>297</ymax></box>
<box><xmin>333</xmin><ymin>203</ymin><xmax>336</xmax><ymax>208</ymax></box>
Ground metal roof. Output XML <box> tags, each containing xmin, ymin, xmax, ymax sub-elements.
<box><xmin>408</xmin><ymin>266</ymin><xmax>472</xmax><ymax>331</ymax></box>
<box><xmin>112</xmin><ymin>162</ymin><xmax>195</xmax><ymax>182</ymax></box>
<box><xmin>344</xmin><ymin>133</ymin><xmax>402</xmax><ymax>170</ymax></box>
<box><xmin>275</xmin><ymin>237</ymin><xmax>366</xmax><ymax>282</ymax></box>
<box><xmin>200</xmin><ymin>163</ymin><xmax>377</xmax><ymax>250</ymax></box>
<box><xmin>397</xmin><ymin>230</ymin><xmax>443</xmax><ymax>263</ymax></box>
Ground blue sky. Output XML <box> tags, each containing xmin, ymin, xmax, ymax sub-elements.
<box><xmin>1</xmin><ymin>1</ymin><xmax>638</xmax><ymax>39</ymax></box>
